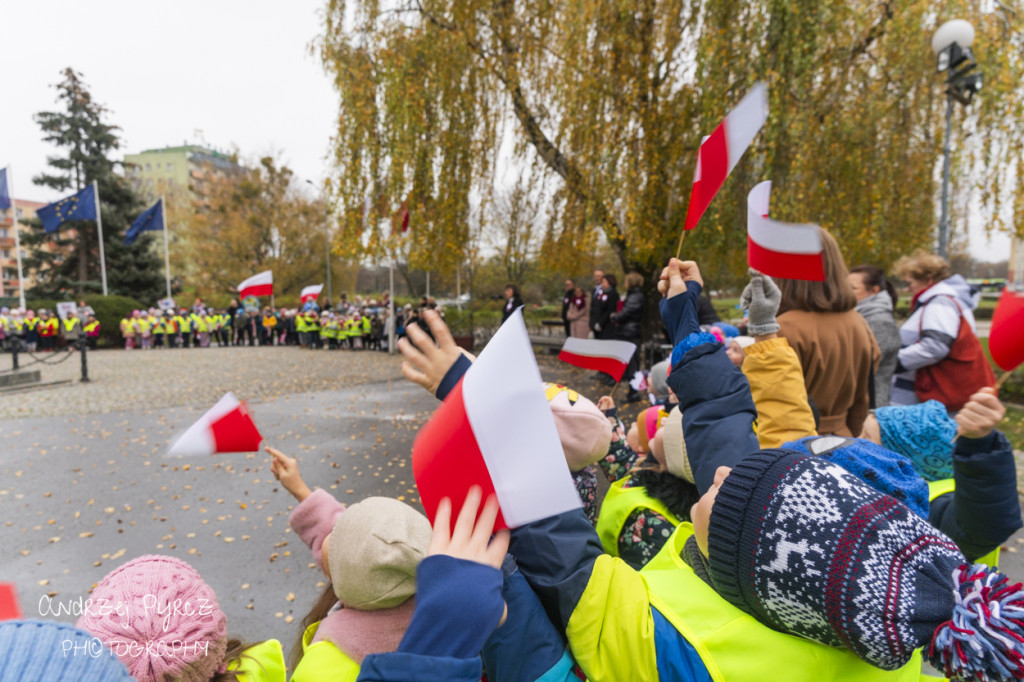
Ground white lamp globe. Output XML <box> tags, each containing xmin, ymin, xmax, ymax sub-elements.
<box><xmin>932</xmin><ymin>19</ymin><xmax>975</xmax><ymax>55</ymax></box>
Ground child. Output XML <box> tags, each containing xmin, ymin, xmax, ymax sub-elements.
<box><xmin>76</xmin><ymin>555</ymin><xmax>285</xmax><ymax>681</ymax></box>
<box><xmin>269</xmin><ymin>447</ymin><xmax>581</xmax><ymax>682</ymax></box>
<box><xmin>0</xmin><ymin>619</ymin><xmax>135</xmax><ymax>681</ymax></box>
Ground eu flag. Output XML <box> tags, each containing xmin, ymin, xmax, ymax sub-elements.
<box><xmin>37</xmin><ymin>186</ymin><xmax>97</xmax><ymax>234</ymax></box>
<box><xmin>124</xmin><ymin>199</ymin><xmax>164</xmax><ymax>245</ymax></box>
<box><xmin>0</xmin><ymin>168</ymin><xmax>10</xmax><ymax>211</ymax></box>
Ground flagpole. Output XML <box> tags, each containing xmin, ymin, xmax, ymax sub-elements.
<box><xmin>93</xmin><ymin>180</ymin><xmax>108</xmax><ymax>296</ymax></box>
<box><xmin>8</xmin><ymin>166</ymin><xmax>26</xmax><ymax>310</ymax></box>
<box><xmin>160</xmin><ymin>197</ymin><xmax>171</xmax><ymax>300</ymax></box>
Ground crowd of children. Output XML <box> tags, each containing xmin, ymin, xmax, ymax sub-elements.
<box><xmin>4</xmin><ymin>248</ymin><xmax>1024</xmax><ymax>681</ymax></box>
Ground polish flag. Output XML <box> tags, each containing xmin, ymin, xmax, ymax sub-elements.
<box><xmin>684</xmin><ymin>82</ymin><xmax>769</xmax><ymax>231</ymax></box>
<box><xmin>558</xmin><ymin>337</ymin><xmax>637</xmax><ymax>382</ymax></box>
<box><xmin>412</xmin><ymin>309</ymin><xmax>581</xmax><ymax>533</ymax></box>
<box><xmin>989</xmin><ymin>288</ymin><xmax>1024</xmax><ymax>371</ymax></box>
<box><xmin>746</xmin><ymin>181</ymin><xmax>824</xmax><ymax>281</ymax></box>
<box><xmin>237</xmin><ymin>270</ymin><xmax>273</xmax><ymax>299</ymax></box>
<box><xmin>0</xmin><ymin>584</ymin><xmax>21</xmax><ymax>621</ymax></box>
<box><xmin>168</xmin><ymin>392</ymin><xmax>264</xmax><ymax>457</ymax></box>
<box><xmin>301</xmin><ymin>284</ymin><xmax>324</xmax><ymax>304</ymax></box>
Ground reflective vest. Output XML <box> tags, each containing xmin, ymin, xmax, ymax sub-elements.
<box><xmin>595</xmin><ymin>477</ymin><xmax>683</xmax><ymax>558</ymax></box>
<box><xmin>137</xmin><ymin>317</ymin><xmax>151</xmax><ymax>334</ymax></box>
<box><xmin>305</xmin><ymin>314</ymin><xmax>320</xmax><ymax>331</ymax></box>
<box><xmin>206</xmin><ymin>314</ymin><xmax>218</xmax><ymax>331</ymax></box>
<box><xmin>295</xmin><ymin>315</ymin><xmax>308</xmax><ymax>333</ymax></box>
<box><xmin>177</xmin><ymin>315</ymin><xmax>192</xmax><ymax>333</ymax></box>
<box><xmin>24</xmin><ymin>318</ymin><xmax>39</xmax><ymax>331</ymax></box>
<box><xmin>62</xmin><ymin>318</ymin><xmax>80</xmax><ymax>333</ymax></box>
<box><xmin>928</xmin><ymin>479</ymin><xmax>1000</xmax><ymax>567</ymax></box>
<box><xmin>39</xmin><ymin>318</ymin><xmax>58</xmax><ymax>337</ymax></box>
<box><xmin>191</xmin><ymin>313</ymin><xmax>207</xmax><ymax>333</ymax></box>
<box><xmin>639</xmin><ymin>523</ymin><xmax>923</xmax><ymax>682</ymax></box>
<box><xmin>11</xmin><ymin>317</ymin><xmax>24</xmax><ymax>332</ymax></box>
<box><xmin>225</xmin><ymin>638</ymin><xmax>287</xmax><ymax>682</ymax></box>
<box><xmin>147</xmin><ymin>315</ymin><xmax>159</xmax><ymax>332</ymax></box>
<box><xmin>362</xmin><ymin>317</ymin><xmax>371</xmax><ymax>334</ymax></box>
<box><xmin>291</xmin><ymin>621</ymin><xmax>361</xmax><ymax>682</ymax></box>
<box><xmin>350</xmin><ymin>319</ymin><xmax>363</xmax><ymax>337</ymax></box>
<box><xmin>84</xmin><ymin>321</ymin><xmax>100</xmax><ymax>336</ymax></box>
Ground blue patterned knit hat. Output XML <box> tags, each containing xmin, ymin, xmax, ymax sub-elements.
<box><xmin>0</xmin><ymin>620</ymin><xmax>134</xmax><ymax>682</ymax></box>
<box><xmin>874</xmin><ymin>400</ymin><xmax>955</xmax><ymax>481</ymax></box>
<box><xmin>707</xmin><ymin>449</ymin><xmax>1024</xmax><ymax>678</ymax></box>
<box><xmin>782</xmin><ymin>436</ymin><xmax>929</xmax><ymax>519</ymax></box>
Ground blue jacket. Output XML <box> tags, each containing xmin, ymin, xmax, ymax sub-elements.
<box><xmin>929</xmin><ymin>429</ymin><xmax>1022</xmax><ymax>561</ymax></box>
<box><xmin>660</xmin><ymin>282</ymin><xmax>760</xmax><ymax>493</ymax></box>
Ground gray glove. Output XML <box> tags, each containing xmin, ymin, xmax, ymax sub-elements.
<box><xmin>740</xmin><ymin>269</ymin><xmax>781</xmax><ymax>336</ymax></box>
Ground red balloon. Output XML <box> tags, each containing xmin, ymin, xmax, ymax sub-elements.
<box><xmin>988</xmin><ymin>288</ymin><xmax>1024</xmax><ymax>372</ymax></box>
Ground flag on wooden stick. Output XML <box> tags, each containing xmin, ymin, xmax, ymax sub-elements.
<box><xmin>558</xmin><ymin>337</ymin><xmax>637</xmax><ymax>382</ymax></box>
<box><xmin>683</xmin><ymin>82</ymin><xmax>769</xmax><ymax>231</ymax></box>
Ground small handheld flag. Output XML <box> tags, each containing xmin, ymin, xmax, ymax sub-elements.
<box><xmin>989</xmin><ymin>288</ymin><xmax>1024</xmax><ymax>372</ymax></box>
<box><xmin>412</xmin><ymin>309</ymin><xmax>581</xmax><ymax>534</ymax></box>
<box><xmin>0</xmin><ymin>584</ymin><xmax>22</xmax><ymax>621</ymax></box>
<box><xmin>746</xmin><ymin>181</ymin><xmax>824</xmax><ymax>281</ymax></box>
<box><xmin>300</xmin><ymin>284</ymin><xmax>324</xmax><ymax>304</ymax></box>
<box><xmin>37</xmin><ymin>186</ymin><xmax>97</xmax><ymax>234</ymax></box>
<box><xmin>683</xmin><ymin>82</ymin><xmax>769</xmax><ymax>232</ymax></box>
<box><xmin>168</xmin><ymin>392</ymin><xmax>263</xmax><ymax>457</ymax></box>
<box><xmin>558</xmin><ymin>337</ymin><xmax>637</xmax><ymax>382</ymax></box>
<box><xmin>237</xmin><ymin>270</ymin><xmax>273</xmax><ymax>299</ymax></box>
<box><xmin>124</xmin><ymin>199</ymin><xmax>164</xmax><ymax>245</ymax></box>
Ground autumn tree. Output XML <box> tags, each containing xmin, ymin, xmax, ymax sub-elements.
<box><xmin>318</xmin><ymin>0</ymin><xmax>1023</xmax><ymax>296</ymax></box>
<box><xmin>24</xmin><ymin>68</ymin><xmax>164</xmax><ymax>301</ymax></box>
<box><xmin>174</xmin><ymin>157</ymin><xmax>332</xmax><ymax>302</ymax></box>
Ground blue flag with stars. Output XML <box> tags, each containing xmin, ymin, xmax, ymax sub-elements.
<box><xmin>124</xmin><ymin>199</ymin><xmax>164</xmax><ymax>245</ymax></box>
<box><xmin>0</xmin><ymin>168</ymin><xmax>10</xmax><ymax>210</ymax></box>
<box><xmin>37</xmin><ymin>186</ymin><xmax>96</xmax><ymax>234</ymax></box>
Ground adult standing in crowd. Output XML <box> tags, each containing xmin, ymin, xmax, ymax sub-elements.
<box><xmin>560</xmin><ymin>279</ymin><xmax>575</xmax><ymax>337</ymax></box>
<box><xmin>501</xmin><ymin>284</ymin><xmax>523</xmax><ymax>325</ymax></box>
<box><xmin>589</xmin><ymin>268</ymin><xmax>604</xmax><ymax>336</ymax></box>
<box><xmin>890</xmin><ymin>250</ymin><xmax>993</xmax><ymax>410</ymax></box>
<box><xmin>565</xmin><ymin>285</ymin><xmax>590</xmax><ymax>338</ymax></box>
<box><xmin>849</xmin><ymin>264</ymin><xmax>901</xmax><ymax>408</ymax></box>
<box><xmin>776</xmin><ymin>229</ymin><xmax>879</xmax><ymax>436</ymax></box>
<box><xmin>592</xmin><ymin>273</ymin><xmax>619</xmax><ymax>340</ymax></box>
<box><xmin>610</xmin><ymin>271</ymin><xmax>645</xmax><ymax>402</ymax></box>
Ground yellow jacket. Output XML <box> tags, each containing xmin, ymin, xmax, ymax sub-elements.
<box><xmin>742</xmin><ymin>336</ymin><xmax>817</xmax><ymax>449</ymax></box>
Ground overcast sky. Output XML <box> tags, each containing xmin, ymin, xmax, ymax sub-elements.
<box><xmin>0</xmin><ymin>0</ymin><xmax>1010</xmax><ymax>262</ymax></box>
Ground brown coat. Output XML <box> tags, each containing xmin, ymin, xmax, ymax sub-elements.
<box><xmin>565</xmin><ymin>298</ymin><xmax>590</xmax><ymax>338</ymax></box>
<box><xmin>777</xmin><ymin>309</ymin><xmax>880</xmax><ymax>437</ymax></box>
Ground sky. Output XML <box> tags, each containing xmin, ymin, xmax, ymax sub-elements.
<box><xmin>1</xmin><ymin>0</ymin><xmax>338</xmax><ymax>200</ymax></box>
<box><xmin>0</xmin><ymin>0</ymin><xmax>1011</xmax><ymax>263</ymax></box>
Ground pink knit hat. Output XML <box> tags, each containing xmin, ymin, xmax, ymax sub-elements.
<box><xmin>77</xmin><ymin>555</ymin><xmax>228</xmax><ymax>682</ymax></box>
<box><xmin>543</xmin><ymin>383</ymin><xmax>612</xmax><ymax>471</ymax></box>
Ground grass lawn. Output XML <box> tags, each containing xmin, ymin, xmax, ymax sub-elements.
<box><xmin>1001</xmin><ymin>405</ymin><xmax>1024</xmax><ymax>451</ymax></box>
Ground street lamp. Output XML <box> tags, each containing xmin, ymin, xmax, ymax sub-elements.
<box><xmin>305</xmin><ymin>179</ymin><xmax>333</xmax><ymax>307</ymax></box>
<box><xmin>931</xmin><ymin>19</ymin><xmax>983</xmax><ymax>259</ymax></box>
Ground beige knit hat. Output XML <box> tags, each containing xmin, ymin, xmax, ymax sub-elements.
<box><xmin>326</xmin><ymin>497</ymin><xmax>432</xmax><ymax>610</ymax></box>
<box><xmin>660</xmin><ymin>407</ymin><xmax>692</xmax><ymax>482</ymax></box>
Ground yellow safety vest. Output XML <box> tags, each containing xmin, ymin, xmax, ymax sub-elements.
<box><xmin>226</xmin><ymin>638</ymin><xmax>287</xmax><ymax>682</ymax></box>
<box><xmin>595</xmin><ymin>477</ymin><xmax>683</xmax><ymax>558</ymax></box>
<box><xmin>927</xmin><ymin>479</ymin><xmax>1000</xmax><ymax>567</ymax></box>
<box><xmin>137</xmin><ymin>317</ymin><xmax>151</xmax><ymax>334</ymax></box>
<box><xmin>24</xmin><ymin>318</ymin><xmax>39</xmax><ymax>331</ymax></box>
<box><xmin>639</xmin><ymin>524</ymin><xmax>924</xmax><ymax>682</ymax></box>
<box><xmin>177</xmin><ymin>315</ymin><xmax>192</xmax><ymax>333</ymax></box>
<box><xmin>62</xmin><ymin>318</ymin><xmax>79</xmax><ymax>333</ymax></box>
<box><xmin>291</xmin><ymin>621</ymin><xmax>361</xmax><ymax>682</ymax></box>
<box><xmin>84</xmin><ymin>321</ymin><xmax>99</xmax><ymax>334</ymax></box>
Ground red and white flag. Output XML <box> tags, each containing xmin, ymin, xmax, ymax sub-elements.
<box><xmin>412</xmin><ymin>309</ymin><xmax>581</xmax><ymax>533</ymax></box>
<box><xmin>237</xmin><ymin>270</ymin><xmax>273</xmax><ymax>299</ymax></box>
<box><xmin>558</xmin><ymin>337</ymin><xmax>637</xmax><ymax>382</ymax></box>
<box><xmin>0</xmin><ymin>584</ymin><xmax>21</xmax><ymax>621</ymax></box>
<box><xmin>746</xmin><ymin>181</ymin><xmax>824</xmax><ymax>281</ymax></box>
<box><xmin>684</xmin><ymin>82</ymin><xmax>769</xmax><ymax>231</ymax></box>
<box><xmin>301</xmin><ymin>284</ymin><xmax>324</xmax><ymax>304</ymax></box>
<box><xmin>168</xmin><ymin>392</ymin><xmax>264</xmax><ymax>457</ymax></box>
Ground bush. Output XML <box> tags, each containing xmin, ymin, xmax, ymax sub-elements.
<box><xmin>82</xmin><ymin>295</ymin><xmax>145</xmax><ymax>348</ymax></box>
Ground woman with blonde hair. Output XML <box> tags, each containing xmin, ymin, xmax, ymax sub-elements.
<box><xmin>775</xmin><ymin>228</ymin><xmax>879</xmax><ymax>436</ymax></box>
<box><xmin>890</xmin><ymin>249</ymin><xmax>993</xmax><ymax>409</ymax></box>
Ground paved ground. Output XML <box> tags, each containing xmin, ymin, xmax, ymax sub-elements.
<box><xmin>3</xmin><ymin>344</ymin><xmax>1024</xmax><ymax>673</ymax></box>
